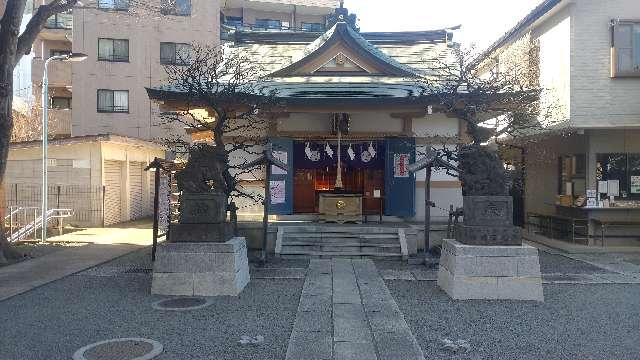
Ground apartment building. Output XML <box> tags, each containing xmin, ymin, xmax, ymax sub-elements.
<box><xmin>31</xmin><ymin>0</ymin><xmax>338</xmax><ymax>141</ymax></box>
<box><xmin>477</xmin><ymin>0</ymin><xmax>640</xmax><ymax>248</ymax></box>
<box><xmin>3</xmin><ymin>0</ymin><xmax>338</xmax><ymax>227</ymax></box>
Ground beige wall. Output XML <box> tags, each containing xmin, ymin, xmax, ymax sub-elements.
<box><xmin>70</xmin><ymin>0</ymin><xmax>220</xmax><ymax>141</ymax></box>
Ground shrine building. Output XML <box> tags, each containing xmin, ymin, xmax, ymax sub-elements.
<box><xmin>147</xmin><ymin>14</ymin><xmax>466</xmax><ymax>249</ymax></box>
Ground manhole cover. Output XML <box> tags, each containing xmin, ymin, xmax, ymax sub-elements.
<box><xmin>152</xmin><ymin>297</ymin><xmax>212</xmax><ymax>311</ymax></box>
<box><xmin>73</xmin><ymin>338</ymin><xmax>162</xmax><ymax>360</ymax></box>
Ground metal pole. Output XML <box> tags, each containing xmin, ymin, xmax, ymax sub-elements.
<box><xmin>262</xmin><ymin>164</ymin><xmax>272</xmax><ymax>264</ymax></box>
<box><xmin>152</xmin><ymin>165</ymin><xmax>161</xmax><ymax>262</ymax></box>
<box><xmin>42</xmin><ymin>58</ymin><xmax>50</xmax><ymax>243</ymax></box>
<box><xmin>424</xmin><ymin>165</ymin><xmax>433</xmax><ymax>260</ymax></box>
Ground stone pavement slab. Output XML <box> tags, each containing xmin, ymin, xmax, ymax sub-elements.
<box><xmin>285</xmin><ymin>258</ymin><xmax>425</xmax><ymax>360</ymax></box>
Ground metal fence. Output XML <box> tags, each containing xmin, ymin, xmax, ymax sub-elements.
<box><xmin>3</xmin><ymin>184</ymin><xmax>104</xmax><ymax>227</ymax></box>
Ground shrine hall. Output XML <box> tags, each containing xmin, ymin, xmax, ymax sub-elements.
<box><xmin>147</xmin><ymin>15</ymin><xmax>464</xmax><ymax>229</ymax></box>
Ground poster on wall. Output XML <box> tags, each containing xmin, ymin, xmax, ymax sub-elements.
<box><xmin>271</xmin><ymin>151</ymin><xmax>288</xmax><ymax>175</ymax></box>
<box><xmin>394</xmin><ymin>153</ymin><xmax>410</xmax><ymax>178</ymax></box>
<box><xmin>270</xmin><ymin>180</ymin><xmax>286</xmax><ymax>204</ymax></box>
<box><xmin>632</xmin><ymin>176</ymin><xmax>640</xmax><ymax>194</ymax></box>
<box><xmin>158</xmin><ymin>175</ymin><xmax>170</xmax><ymax>233</ymax></box>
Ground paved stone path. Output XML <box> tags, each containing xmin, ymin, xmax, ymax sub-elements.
<box><xmin>285</xmin><ymin>259</ymin><xmax>424</xmax><ymax>360</ymax></box>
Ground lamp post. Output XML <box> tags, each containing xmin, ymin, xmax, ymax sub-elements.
<box><xmin>41</xmin><ymin>52</ymin><xmax>87</xmax><ymax>242</ymax></box>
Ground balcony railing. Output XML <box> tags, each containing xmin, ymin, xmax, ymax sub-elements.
<box><xmin>48</xmin><ymin>109</ymin><xmax>72</xmax><ymax>138</ymax></box>
<box><xmin>32</xmin><ymin>58</ymin><xmax>72</xmax><ymax>87</ymax></box>
<box><xmin>223</xmin><ymin>21</ymin><xmax>325</xmax><ymax>33</ymax></box>
<box><xmin>45</xmin><ymin>13</ymin><xmax>72</xmax><ymax>30</ymax></box>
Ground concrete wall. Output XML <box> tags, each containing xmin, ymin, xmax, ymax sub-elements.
<box><xmin>6</xmin><ymin>141</ymin><xmax>102</xmax><ymax>187</ymax></box>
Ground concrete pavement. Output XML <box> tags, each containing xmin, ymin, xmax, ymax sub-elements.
<box><xmin>0</xmin><ymin>223</ymin><xmax>152</xmax><ymax>301</ymax></box>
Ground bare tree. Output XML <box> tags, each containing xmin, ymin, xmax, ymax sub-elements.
<box><xmin>0</xmin><ymin>0</ymin><xmax>84</xmax><ymax>263</ymax></box>
<box><xmin>152</xmin><ymin>44</ymin><xmax>278</xmax><ymax>227</ymax></box>
<box><xmin>416</xmin><ymin>40</ymin><xmax>564</xmax><ymax>196</ymax></box>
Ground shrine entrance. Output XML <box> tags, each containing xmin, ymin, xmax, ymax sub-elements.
<box><xmin>292</xmin><ymin>140</ymin><xmax>386</xmax><ymax>216</ymax></box>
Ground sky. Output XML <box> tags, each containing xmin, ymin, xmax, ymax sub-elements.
<box><xmin>346</xmin><ymin>0</ymin><xmax>543</xmax><ymax>50</ymax></box>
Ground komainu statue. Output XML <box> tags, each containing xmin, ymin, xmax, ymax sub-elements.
<box><xmin>176</xmin><ymin>144</ymin><xmax>228</xmax><ymax>194</ymax></box>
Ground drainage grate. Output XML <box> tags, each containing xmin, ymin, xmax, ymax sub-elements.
<box><xmin>73</xmin><ymin>338</ymin><xmax>163</xmax><ymax>360</ymax></box>
<box><xmin>152</xmin><ymin>297</ymin><xmax>213</xmax><ymax>311</ymax></box>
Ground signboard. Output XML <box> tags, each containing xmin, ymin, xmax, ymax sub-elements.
<box><xmin>607</xmin><ymin>180</ymin><xmax>620</xmax><ymax>197</ymax></box>
<box><xmin>632</xmin><ymin>176</ymin><xmax>640</xmax><ymax>194</ymax></box>
<box><xmin>270</xmin><ymin>180</ymin><xmax>286</xmax><ymax>205</ymax></box>
<box><xmin>394</xmin><ymin>153</ymin><xmax>410</xmax><ymax>178</ymax></box>
<box><xmin>158</xmin><ymin>175</ymin><xmax>170</xmax><ymax>233</ymax></box>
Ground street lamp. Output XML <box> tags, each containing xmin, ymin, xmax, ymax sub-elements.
<box><xmin>41</xmin><ymin>52</ymin><xmax>87</xmax><ymax>242</ymax></box>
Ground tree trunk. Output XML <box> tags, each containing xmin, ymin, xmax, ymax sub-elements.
<box><xmin>0</xmin><ymin>0</ymin><xmax>24</xmax><ymax>263</ymax></box>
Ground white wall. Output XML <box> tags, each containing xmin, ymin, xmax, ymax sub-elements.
<box><xmin>570</xmin><ymin>0</ymin><xmax>640</xmax><ymax>128</ymax></box>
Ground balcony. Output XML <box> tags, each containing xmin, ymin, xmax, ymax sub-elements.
<box><xmin>31</xmin><ymin>58</ymin><xmax>72</xmax><ymax>87</ymax></box>
<box><xmin>223</xmin><ymin>21</ymin><xmax>325</xmax><ymax>33</ymax></box>
<box><xmin>48</xmin><ymin>109</ymin><xmax>72</xmax><ymax>138</ymax></box>
<box><xmin>39</xmin><ymin>13</ymin><xmax>72</xmax><ymax>41</ymax></box>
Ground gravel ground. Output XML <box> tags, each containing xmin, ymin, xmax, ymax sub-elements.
<box><xmin>538</xmin><ymin>251</ymin><xmax>610</xmax><ymax>274</ymax></box>
<box><xmin>388</xmin><ymin>281</ymin><xmax>640</xmax><ymax>360</ymax></box>
<box><xmin>374</xmin><ymin>250</ymin><xmax>611</xmax><ymax>275</ymax></box>
<box><xmin>0</xmin><ymin>262</ymin><xmax>302</xmax><ymax>360</ymax></box>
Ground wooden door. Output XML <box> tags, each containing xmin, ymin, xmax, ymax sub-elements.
<box><xmin>294</xmin><ymin>169</ymin><xmax>316</xmax><ymax>213</ymax></box>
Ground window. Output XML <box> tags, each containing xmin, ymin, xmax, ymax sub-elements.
<box><xmin>161</xmin><ymin>0</ymin><xmax>191</xmax><ymax>16</ymax></box>
<box><xmin>160</xmin><ymin>42</ymin><xmax>192</xmax><ymax>65</ymax></box>
<box><xmin>596</xmin><ymin>153</ymin><xmax>640</xmax><ymax>198</ymax></box>
<box><xmin>50</xmin><ymin>49</ymin><xmax>71</xmax><ymax>58</ymax></box>
<box><xmin>98</xmin><ymin>38</ymin><xmax>129</xmax><ymax>62</ymax></box>
<box><xmin>97</xmin><ymin>89</ymin><xmax>129</xmax><ymax>113</ymax></box>
<box><xmin>50</xmin><ymin>97</ymin><xmax>71</xmax><ymax>109</ymax></box>
<box><xmin>45</xmin><ymin>11</ymin><xmax>72</xmax><ymax>29</ymax></box>
<box><xmin>611</xmin><ymin>20</ymin><xmax>640</xmax><ymax>77</ymax></box>
<box><xmin>98</xmin><ymin>0</ymin><xmax>129</xmax><ymax>10</ymax></box>
<box><xmin>301</xmin><ymin>22</ymin><xmax>324</xmax><ymax>32</ymax></box>
<box><xmin>225</xmin><ymin>16</ymin><xmax>243</xmax><ymax>28</ymax></box>
<box><xmin>255</xmin><ymin>19</ymin><xmax>282</xmax><ymax>30</ymax></box>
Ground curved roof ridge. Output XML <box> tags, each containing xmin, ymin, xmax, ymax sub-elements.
<box><xmin>270</xmin><ymin>20</ymin><xmax>422</xmax><ymax>77</ymax></box>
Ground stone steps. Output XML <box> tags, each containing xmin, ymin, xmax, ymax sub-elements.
<box><xmin>280</xmin><ymin>250</ymin><xmax>404</xmax><ymax>260</ymax></box>
<box><xmin>277</xmin><ymin>225</ymin><xmax>406</xmax><ymax>260</ymax></box>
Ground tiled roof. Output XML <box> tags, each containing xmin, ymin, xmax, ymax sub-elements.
<box><xmin>227</xmin><ymin>26</ymin><xmax>453</xmax><ymax>76</ymax></box>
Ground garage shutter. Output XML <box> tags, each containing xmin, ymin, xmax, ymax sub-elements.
<box><xmin>104</xmin><ymin>160</ymin><xmax>123</xmax><ymax>226</ymax></box>
<box><xmin>129</xmin><ymin>161</ymin><xmax>145</xmax><ymax>220</ymax></box>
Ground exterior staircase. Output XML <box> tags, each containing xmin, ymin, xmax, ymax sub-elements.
<box><xmin>275</xmin><ymin>225</ymin><xmax>409</xmax><ymax>260</ymax></box>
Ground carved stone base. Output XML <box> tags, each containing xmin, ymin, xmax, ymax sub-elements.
<box><xmin>169</xmin><ymin>223</ymin><xmax>228</xmax><ymax>243</ymax></box>
<box><xmin>437</xmin><ymin>239</ymin><xmax>543</xmax><ymax>301</ymax></box>
<box><xmin>455</xmin><ymin>224</ymin><xmax>522</xmax><ymax>246</ymax></box>
<box><xmin>151</xmin><ymin>238</ymin><xmax>250</xmax><ymax>297</ymax></box>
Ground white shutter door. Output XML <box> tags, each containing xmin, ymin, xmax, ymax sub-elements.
<box><xmin>129</xmin><ymin>162</ymin><xmax>145</xmax><ymax>220</ymax></box>
<box><xmin>104</xmin><ymin>160</ymin><xmax>123</xmax><ymax>226</ymax></box>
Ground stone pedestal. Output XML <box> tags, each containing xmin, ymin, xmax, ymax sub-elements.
<box><xmin>437</xmin><ymin>239</ymin><xmax>543</xmax><ymax>301</ymax></box>
<box><xmin>152</xmin><ymin>238</ymin><xmax>250</xmax><ymax>297</ymax></box>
